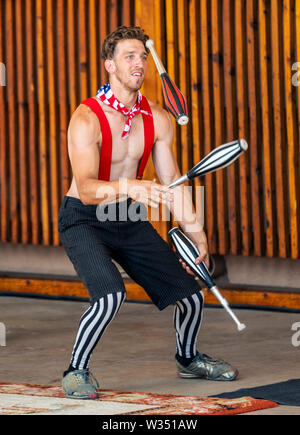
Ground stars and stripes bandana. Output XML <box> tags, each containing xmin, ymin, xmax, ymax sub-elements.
<box><xmin>96</xmin><ymin>83</ymin><xmax>152</xmax><ymax>139</ymax></box>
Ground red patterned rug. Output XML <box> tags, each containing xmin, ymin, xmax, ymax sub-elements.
<box><xmin>0</xmin><ymin>382</ymin><xmax>278</xmax><ymax>415</ymax></box>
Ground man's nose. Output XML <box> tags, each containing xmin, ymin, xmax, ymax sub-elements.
<box><xmin>134</xmin><ymin>57</ymin><xmax>144</xmax><ymax>68</ymax></box>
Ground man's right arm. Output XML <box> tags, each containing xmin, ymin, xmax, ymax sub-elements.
<box><xmin>68</xmin><ymin>107</ymin><xmax>173</xmax><ymax>207</ymax></box>
<box><xmin>68</xmin><ymin>107</ymin><xmax>120</xmax><ymax>205</ymax></box>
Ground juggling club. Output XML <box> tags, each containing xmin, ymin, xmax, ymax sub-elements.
<box><xmin>168</xmin><ymin>139</ymin><xmax>248</xmax><ymax>188</ymax></box>
<box><xmin>146</xmin><ymin>39</ymin><xmax>189</xmax><ymax>126</ymax></box>
<box><xmin>169</xmin><ymin>227</ymin><xmax>246</xmax><ymax>332</ymax></box>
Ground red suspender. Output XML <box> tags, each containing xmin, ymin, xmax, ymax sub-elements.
<box><xmin>81</xmin><ymin>96</ymin><xmax>154</xmax><ymax>181</ymax></box>
<box><xmin>81</xmin><ymin>98</ymin><xmax>112</xmax><ymax>181</ymax></box>
<box><xmin>136</xmin><ymin>96</ymin><xmax>155</xmax><ymax>180</ymax></box>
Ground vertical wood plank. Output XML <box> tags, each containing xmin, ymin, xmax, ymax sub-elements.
<box><xmin>296</xmin><ymin>0</ymin><xmax>300</xmax><ymax>257</ymax></box>
<box><xmin>211</xmin><ymin>0</ymin><xmax>227</xmax><ymax>254</ymax></box>
<box><xmin>110</xmin><ymin>0</ymin><xmax>118</xmax><ymax>31</ymax></box>
<box><xmin>123</xmin><ymin>0</ymin><xmax>131</xmax><ymax>26</ymax></box>
<box><xmin>0</xmin><ymin>0</ymin><xmax>8</xmax><ymax>242</ymax></box>
<box><xmin>223</xmin><ymin>0</ymin><xmax>239</xmax><ymax>254</ymax></box>
<box><xmin>25</xmin><ymin>0</ymin><xmax>39</xmax><ymax>245</ymax></box>
<box><xmin>6</xmin><ymin>0</ymin><xmax>19</xmax><ymax>243</ymax></box>
<box><xmin>99</xmin><ymin>0</ymin><xmax>108</xmax><ymax>84</ymax></box>
<box><xmin>189</xmin><ymin>0</ymin><xmax>201</xmax><ymax>168</ymax></box>
<box><xmin>46</xmin><ymin>0</ymin><xmax>59</xmax><ymax>246</ymax></box>
<box><xmin>270</xmin><ymin>0</ymin><xmax>288</xmax><ymax>258</ymax></box>
<box><xmin>296</xmin><ymin>0</ymin><xmax>300</xmax><ymax>157</ymax></box>
<box><xmin>67</xmin><ymin>0</ymin><xmax>78</xmax><ymax>114</ymax></box>
<box><xmin>189</xmin><ymin>0</ymin><xmax>203</xmax><ymax>230</ymax></box>
<box><xmin>89</xmin><ymin>0</ymin><xmax>99</xmax><ymax>95</ymax></box>
<box><xmin>246</xmin><ymin>0</ymin><xmax>262</xmax><ymax>256</ymax></box>
<box><xmin>199</xmin><ymin>0</ymin><xmax>216</xmax><ymax>252</ymax></box>
<box><xmin>16</xmin><ymin>0</ymin><xmax>29</xmax><ymax>244</ymax></box>
<box><xmin>78</xmin><ymin>0</ymin><xmax>88</xmax><ymax>102</ymax></box>
<box><xmin>57</xmin><ymin>0</ymin><xmax>71</xmax><ymax>198</ymax></box>
<box><xmin>235</xmin><ymin>0</ymin><xmax>250</xmax><ymax>256</ymax></box>
<box><xmin>283</xmin><ymin>0</ymin><xmax>299</xmax><ymax>258</ymax></box>
<box><xmin>258</xmin><ymin>0</ymin><xmax>274</xmax><ymax>257</ymax></box>
<box><xmin>153</xmin><ymin>0</ymin><xmax>164</xmax><ymax>109</ymax></box>
<box><xmin>177</xmin><ymin>0</ymin><xmax>189</xmax><ymax>176</ymax></box>
<box><xmin>36</xmin><ymin>0</ymin><xmax>50</xmax><ymax>245</ymax></box>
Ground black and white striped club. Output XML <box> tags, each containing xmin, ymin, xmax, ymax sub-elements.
<box><xmin>169</xmin><ymin>227</ymin><xmax>246</xmax><ymax>331</ymax></box>
<box><xmin>168</xmin><ymin>139</ymin><xmax>248</xmax><ymax>188</ymax></box>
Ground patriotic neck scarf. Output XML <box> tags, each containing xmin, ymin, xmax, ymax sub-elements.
<box><xmin>96</xmin><ymin>83</ymin><xmax>151</xmax><ymax>139</ymax></box>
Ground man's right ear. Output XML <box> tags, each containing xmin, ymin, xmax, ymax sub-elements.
<box><xmin>104</xmin><ymin>59</ymin><xmax>116</xmax><ymax>74</ymax></box>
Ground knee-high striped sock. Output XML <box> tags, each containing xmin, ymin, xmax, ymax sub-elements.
<box><xmin>173</xmin><ymin>291</ymin><xmax>204</xmax><ymax>364</ymax></box>
<box><xmin>66</xmin><ymin>291</ymin><xmax>126</xmax><ymax>373</ymax></box>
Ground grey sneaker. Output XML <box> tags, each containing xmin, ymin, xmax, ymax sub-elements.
<box><xmin>176</xmin><ymin>352</ymin><xmax>238</xmax><ymax>381</ymax></box>
<box><xmin>62</xmin><ymin>369</ymin><xmax>99</xmax><ymax>399</ymax></box>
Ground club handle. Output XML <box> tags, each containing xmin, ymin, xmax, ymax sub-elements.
<box><xmin>210</xmin><ymin>286</ymin><xmax>246</xmax><ymax>331</ymax></box>
<box><xmin>168</xmin><ymin>174</ymin><xmax>189</xmax><ymax>189</ymax></box>
<box><xmin>146</xmin><ymin>39</ymin><xmax>166</xmax><ymax>75</ymax></box>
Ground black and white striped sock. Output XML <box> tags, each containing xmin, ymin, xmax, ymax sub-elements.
<box><xmin>173</xmin><ymin>291</ymin><xmax>204</xmax><ymax>366</ymax></box>
<box><xmin>65</xmin><ymin>291</ymin><xmax>126</xmax><ymax>374</ymax></box>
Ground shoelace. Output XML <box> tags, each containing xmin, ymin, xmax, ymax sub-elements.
<box><xmin>195</xmin><ymin>353</ymin><xmax>224</xmax><ymax>364</ymax></box>
<box><xmin>74</xmin><ymin>369</ymin><xmax>99</xmax><ymax>389</ymax></box>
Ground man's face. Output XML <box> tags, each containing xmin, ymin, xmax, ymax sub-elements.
<box><xmin>107</xmin><ymin>39</ymin><xmax>148</xmax><ymax>91</ymax></box>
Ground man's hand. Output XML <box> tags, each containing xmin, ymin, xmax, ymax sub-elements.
<box><xmin>179</xmin><ymin>230</ymin><xmax>209</xmax><ymax>281</ymax></box>
<box><xmin>124</xmin><ymin>178</ymin><xmax>174</xmax><ymax>209</ymax></box>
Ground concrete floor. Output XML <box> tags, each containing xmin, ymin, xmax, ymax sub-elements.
<box><xmin>0</xmin><ymin>295</ymin><xmax>299</xmax><ymax>415</ymax></box>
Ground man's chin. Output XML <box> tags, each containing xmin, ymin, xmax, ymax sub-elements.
<box><xmin>129</xmin><ymin>84</ymin><xmax>143</xmax><ymax>92</ymax></box>
<box><xmin>129</xmin><ymin>77</ymin><xmax>144</xmax><ymax>91</ymax></box>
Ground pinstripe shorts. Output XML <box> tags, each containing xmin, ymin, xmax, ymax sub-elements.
<box><xmin>58</xmin><ymin>196</ymin><xmax>201</xmax><ymax>310</ymax></box>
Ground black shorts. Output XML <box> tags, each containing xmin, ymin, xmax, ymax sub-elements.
<box><xmin>58</xmin><ymin>196</ymin><xmax>201</xmax><ymax>310</ymax></box>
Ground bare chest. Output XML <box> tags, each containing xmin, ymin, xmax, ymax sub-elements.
<box><xmin>106</xmin><ymin>112</ymin><xmax>145</xmax><ymax>164</ymax></box>
<box><xmin>95</xmin><ymin>108</ymin><xmax>148</xmax><ymax>179</ymax></box>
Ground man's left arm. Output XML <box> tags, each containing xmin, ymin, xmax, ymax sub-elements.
<box><xmin>151</xmin><ymin>107</ymin><xmax>209</xmax><ymax>271</ymax></box>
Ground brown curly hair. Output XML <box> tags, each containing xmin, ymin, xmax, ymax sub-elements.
<box><xmin>101</xmin><ymin>25</ymin><xmax>149</xmax><ymax>60</ymax></box>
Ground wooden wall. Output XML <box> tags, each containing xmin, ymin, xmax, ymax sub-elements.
<box><xmin>0</xmin><ymin>0</ymin><xmax>299</xmax><ymax>260</ymax></box>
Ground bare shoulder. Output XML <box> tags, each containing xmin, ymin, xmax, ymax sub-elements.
<box><xmin>148</xmin><ymin>99</ymin><xmax>170</xmax><ymax>123</ymax></box>
<box><xmin>68</xmin><ymin>103</ymin><xmax>101</xmax><ymax>146</ymax></box>
<box><xmin>147</xmin><ymin>99</ymin><xmax>173</xmax><ymax>140</ymax></box>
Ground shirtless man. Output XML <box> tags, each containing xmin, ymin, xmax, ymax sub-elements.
<box><xmin>58</xmin><ymin>26</ymin><xmax>238</xmax><ymax>400</ymax></box>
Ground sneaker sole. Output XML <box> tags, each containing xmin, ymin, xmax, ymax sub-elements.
<box><xmin>63</xmin><ymin>391</ymin><xmax>99</xmax><ymax>400</ymax></box>
<box><xmin>177</xmin><ymin>369</ymin><xmax>239</xmax><ymax>381</ymax></box>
